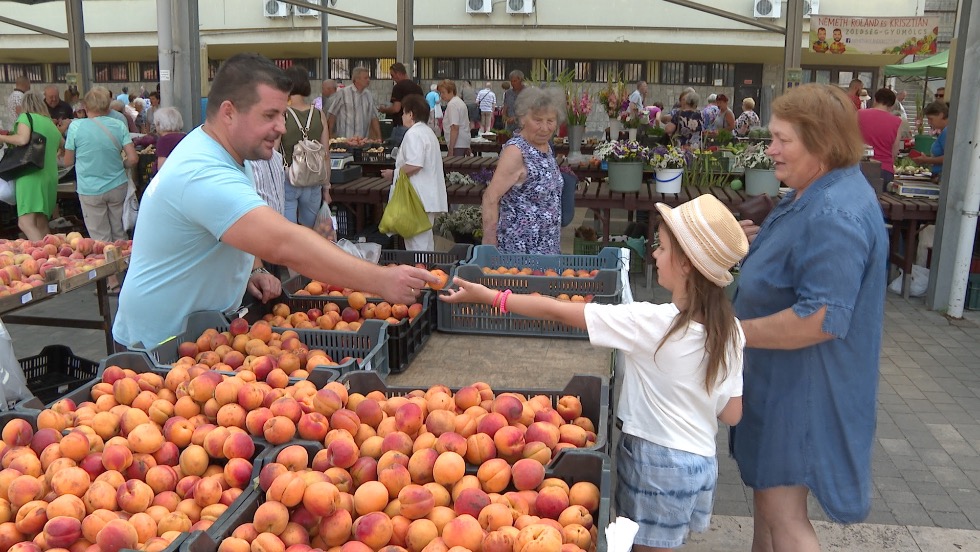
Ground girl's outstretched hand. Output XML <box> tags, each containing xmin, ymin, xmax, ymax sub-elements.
<box><xmin>438</xmin><ymin>277</ymin><xmax>496</xmax><ymax>305</ymax></box>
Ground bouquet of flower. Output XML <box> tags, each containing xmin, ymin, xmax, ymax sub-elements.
<box><xmin>594</xmin><ymin>140</ymin><xmax>650</xmax><ymax>163</ymax></box>
<box><xmin>649</xmin><ymin>145</ymin><xmax>694</xmax><ymax>170</ymax></box>
<box><xmin>434</xmin><ymin>206</ymin><xmax>483</xmax><ymax>239</ymax></box>
<box><xmin>620</xmin><ymin>110</ymin><xmax>643</xmax><ymax>129</ymax></box>
<box><xmin>445</xmin><ymin>171</ymin><xmax>476</xmax><ymax>186</ymax></box>
<box><xmin>471</xmin><ymin>167</ymin><xmax>495</xmax><ymax>186</ymax></box>
<box><xmin>566</xmin><ymin>88</ymin><xmax>593</xmax><ymax>126</ymax></box>
<box><xmin>734</xmin><ymin>143</ymin><xmax>774</xmax><ymax>169</ymax></box>
<box><xmin>599</xmin><ymin>79</ymin><xmax>627</xmax><ymax>119</ymax></box>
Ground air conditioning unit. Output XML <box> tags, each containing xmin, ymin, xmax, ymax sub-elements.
<box><xmin>506</xmin><ymin>0</ymin><xmax>535</xmax><ymax>15</ymax></box>
<box><xmin>803</xmin><ymin>0</ymin><xmax>819</xmax><ymax>18</ymax></box>
<box><xmin>466</xmin><ymin>0</ymin><xmax>492</xmax><ymax>14</ymax></box>
<box><xmin>263</xmin><ymin>0</ymin><xmax>289</xmax><ymax>18</ymax></box>
<box><xmin>753</xmin><ymin>0</ymin><xmax>781</xmax><ymax>18</ymax></box>
<box><xmin>295</xmin><ymin>0</ymin><xmax>320</xmax><ymax>17</ymax></box>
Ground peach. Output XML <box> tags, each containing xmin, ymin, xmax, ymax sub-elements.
<box><xmin>117</xmin><ymin>479</ymin><xmax>154</xmax><ymax>514</ymax></box>
<box><xmin>301</xmin><ymin>481</ymin><xmax>339</xmax><ymax>517</ymax></box>
<box><xmin>128</xmin><ymin>423</ymin><xmax>164</xmax><ymax>454</ymax></box>
<box><xmin>355</xmin><ymin>399</ymin><xmax>384</xmax><ymax>429</ymax></box>
<box><xmin>7</xmin><ymin>475</ymin><xmax>43</xmax><ymax>508</ymax></box>
<box><xmin>381</xmin><ymin>432</ymin><xmax>414</xmax><ymax>457</ymax></box>
<box><xmin>535</xmin><ymin>487</ymin><xmax>570</xmax><ymax>521</ymax></box>
<box><xmin>353</xmin><ymin>480</ymin><xmax>389</xmax><ymax>516</ymax></box>
<box><xmin>253</xmin><ymin>501</ymin><xmax>290</xmax><ymax>535</ymax></box>
<box><xmin>82</xmin><ymin>480</ymin><xmax>118</xmax><ymax>513</ymax></box>
<box><xmin>96</xmin><ymin>518</ymin><xmax>139</xmax><ymax>552</ymax></box>
<box><xmin>219</xmin><ymin>536</ymin><xmax>252</xmax><ymax>552</ymax></box>
<box><xmin>476</xmin><ymin>458</ymin><xmax>511</xmax><ymax>494</ymax></box>
<box><xmin>252</xmin><ymin>532</ymin><xmax>286</xmax><ymax>552</ymax></box>
<box><xmin>46</xmin><ymin>494</ymin><xmax>86</xmax><ymax>521</ymax></box>
<box><xmin>297</xmin><ymin>412</ymin><xmax>330</xmax><ymax>442</ymax></box>
<box><xmin>100</xmin><ymin>444</ymin><xmax>133</xmax><ymax>472</ymax></box>
<box><xmin>491</xmin><ymin>395</ymin><xmax>524</xmax><ymax>425</ymax></box>
<box><xmin>454</xmin><ymin>487</ymin><xmax>491</xmax><ymax>519</ymax></box>
<box><xmin>524</xmin><ymin>423</ymin><xmax>560</xmax><ymax>451</ymax></box>
<box><xmin>567</xmin><ymin>481</ymin><xmax>600</xmax><ymax>514</ymax></box>
<box><xmin>512</xmin><ymin>458</ymin><xmax>546</xmax><ymax>491</ymax></box>
<box><xmin>478</xmin><ymin>502</ymin><xmax>513</xmax><ymax>531</ymax></box>
<box><xmin>352</xmin><ymin>511</ymin><xmax>393</xmax><ymax>551</ymax></box>
<box><xmin>222</xmin><ymin>432</ymin><xmax>256</xmax><ymax>461</ymax></box>
<box><xmin>475</xmin><ymin>412</ymin><xmax>508</xmax><ymax>438</ymax></box>
<box><xmin>441</xmin><ymin>514</ymin><xmax>483</xmax><ymax>552</ymax></box>
<box><xmin>14</xmin><ymin>500</ymin><xmax>48</xmax><ymax>534</ymax></box>
<box><xmin>313</xmin><ymin>388</ymin><xmax>343</xmax><ymax>417</ymax></box>
<box><xmin>379</xmin><ymin>463</ymin><xmax>412</xmax><ymax>499</ymax></box>
<box><xmin>434</xmin><ymin>432</ymin><xmax>467</xmax><ymax>457</ymax></box>
<box><xmin>318</xmin><ymin>508</ymin><xmax>354</xmax><ymax>548</ymax></box>
<box><xmin>557</xmin><ymin>425</ymin><xmax>587</xmax><ymax>448</ymax></box>
<box><xmin>266</xmin><ymin>472</ymin><xmax>308</xmax><ymax>507</ymax></box>
<box><xmin>493</xmin><ymin>425</ymin><xmax>526</xmax><ymax>461</ymax></box>
<box><xmin>482</xmin><ymin>530</ymin><xmax>516</xmax><ymax>552</ymax></box>
<box><xmin>349</xmin><ymin>456</ymin><xmax>379</xmax><ymax>490</ymax></box>
<box><xmin>464</xmin><ymin>433</ymin><xmax>497</xmax><ymax>465</ymax></box>
<box><xmin>326</xmin><ymin>436</ymin><xmax>359</xmax><ymax>469</ymax></box>
<box><xmin>194</xmin><ymin>476</ymin><xmax>224</xmax><ymax>507</ymax></box>
<box><xmin>158</xmin><ymin>511</ymin><xmax>193</xmax><ymax>534</ymax></box>
<box><xmin>180</xmin><ymin>444</ymin><xmax>210</xmax><ymax>477</ymax></box>
<box><xmin>43</xmin><ymin>516</ymin><xmax>82</xmax><ymax>549</ymax></box>
<box><xmin>275</xmin><ymin>445</ymin><xmax>310</xmax><ymax>471</ymax></box>
<box><xmin>58</xmin><ymin>430</ymin><xmax>90</xmax><ymax>462</ymax></box>
<box><xmin>49</xmin><ymin>466</ymin><xmax>90</xmax><ymax>498</ymax></box>
<box><xmin>432</xmin><ymin>452</ymin><xmax>465</xmax><ymax>487</ymax></box>
<box><xmin>555</xmin><ymin>397</ymin><xmax>582</xmax><ymax>423</ymax></box>
<box><xmin>407</xmin><ymin>448</ymin><xmax>438</xmax><ymax>485</ymax></box>
<box><xmin>263</xmin><ymin>416</ymin><xmax>297</xmax><ymax>445</ymax></box>
<box><xmin>557</xmin><ymin>505</ymin><xmax>593</xmax><ymax>530</ymax></box>
<box><xmin>394</xmin><ymin>402</ymin><xmax>424</xmax><ymax>436</ymax></box>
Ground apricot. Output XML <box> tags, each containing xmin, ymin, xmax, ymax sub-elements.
<box><xmin>535</xmin><ymin>486</ymin><xmax>570</xmax><ymax>521</ymax></box>
<box><xmin>96</xmin><ymin>518</ymin><xmax>139</xmax><ymax>552</ymax></box>
<box><xmin>253</xmin><ymin>501</ymin><xmax>289</xmax><ymax>536</ymax></box>
<box><xmin>483</xmin><ymin>529</ymin><xmax>516</xmax><ymax>552</ymax></box>
<box><xmin>251</xmin><ymin>532</ymin><xmax>286</xmax><ymax>552</ymax></box>
<box><xmin>398</xmin><ymin>484</ymin><xmax>435</xmax><ymax>521</ymax></box>
<box><xmin>318</xmin><ymin>509</ymin><xmax>354</xmax><ymax>548</ymax></box>
<box><xmin>14</xmin><ymin>500</ymin><xmax>48</xmax><ymax>534</ymax></box>
<box><xmin>263</xmin><ymin>416</ymin><xmax>298</xmax><ymax>445</ymax></box>
<box><xmin>266</xmin><ymin>472</ymin><xmax>307</xmax><ymax>508</ymax></box>
<box><xmin>128</xmin><ymin>422</ymin><xmax>165</xmax><ymax>454</ymax></box>
<box><xmin>407</xmin><ymin>448</ymin><xmax>438</xmax><ymax>485</ymax></box>
<box><xmin>43</xmin><ymin>515</ymin><xmax>83</xmax><ymax>548</ymax></box>
<box><xmin>454</xmin><ymin>487</ymin><xmax>491</xmax><ymax>519</ymax></box>
<box><xmin>223</xmin><ymin>431</ymin><xmax>256</xmax><ymax>461</ymax></box>
<box><xmin>465</xmin><ymin>433</ymin><xmax>497</xmax><ymax>466</ymax></box>
<box><xmin>157</xmin><ymin>511</ymin><xmax>192</xmax><ymax>534</ymax></box>
<box><xmin>219</xmin><ymin>536</ymin><xmax>252</xmax><ymax>552</ymax></box>
<box><xmin>378</xmin><ymin>463</ymin><xmax>412</xmax><ymax>499</ymax></box>
<box><xmin>46</xmin><ymin>494</ymin><xmax>86</xmax><ymax>522</ymax></box>
<box><xmin>7</xmin><ymin>475</ymin><xmax>43</xmax><ymax>508</ymax></box>
<box><xmin>567</xmin><ymin>482</ymin><xmax>599</xmax><ymax>514</ymax></box>
<box><xmin>50</xmin><ymin>466</ymin><xmax>90</xmax><ymax>498</ymax></box>
<box><xmin>441</xmin><ymin>514</ymin><xmax>483</xmax><ymax>552</ymax></box>
<box><xmin>512</xmin><ymin>458</ymin><xmax>546</xmax><ymax>491</ymax></box>
<box><xmin>351</xmin><ymin>511</ymin><xmax>393</xmax><ymax>551</ymax></box>
<box><xmin>353</xmin><ymin>480</ymin><xmax>390</xmax><ymax>516</ymax></box>
<box><xmin>2</xmin><ymin>419</ymin><xmax>34</xmax><ymax>448</ymax></box>
<box><xmin>117</xmin><ymin>479</ymin><xmax>155</xmax><ymax>514</ymax></box>
<box><xmin>476</xmin><ymin>457</ymin><xmax>511</xmax><ymax>494</ymax></box>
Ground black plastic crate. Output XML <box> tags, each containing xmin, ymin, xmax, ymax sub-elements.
<box><xmin>19</xmin><ymin>345</ymin><xmax>99</xmax><ymax>406</ymax></box>
<box><xmin>141</xmin><ymin>311</ymin><xmax>389</xmax><ymax>379</ymax></box>
<box><xmin>246</xmin><ymin>293</ymin><xmax>431</xmax><ymax>376</ymax></box>
<box><xmin>0</xmin><ymin>409</ymin><xmax>39</xmax><ymax>431</ymax></box>
<box><xmin>341</xmin><ymin>371</ymin><xmax>610</xmax><ymax>461</ymax></box>
<box><xmin>437</xmin><ymin>264</ymin><xmax>621</xmax><ymax>338</ymax></box>
<box><xmin>46</xmin><ymin>351</ymin><xmax>174</xmax><ymax>408</ymax></box>
<box><xmin>378</xmin><ymin>243</ymin><xmax>474</xmax><ymax>272</ymax></box>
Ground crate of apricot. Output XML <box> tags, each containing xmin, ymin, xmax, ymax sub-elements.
<box><xmin>244</xmin><ymin>290</ymin><xmax>433</xmax><ymax>376</ymax></box>
<box><xmin>437</xmin><ymin>264</ymin><xmax>621</xmax><ymax>338</ymax></box>
<box><xmin>141</xmin><ymin>310</ymin><xmax>389</xmax><ymax>380</ymax></box>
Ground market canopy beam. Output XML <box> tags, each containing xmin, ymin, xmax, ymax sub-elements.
<box><xmin>661</xmin><ymin>0</ymin><xmax>785</xmax><ymax>34</ymax></box>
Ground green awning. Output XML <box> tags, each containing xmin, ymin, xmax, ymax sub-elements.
<box><xmin>884</xmin><ymin>50</ymin><xmax>948</xmax><ymax>78</ymax></box>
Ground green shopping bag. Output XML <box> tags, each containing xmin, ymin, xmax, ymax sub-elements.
<box><xmin>379</xmin><ymin>170</ymin><xmax>433</xmax><ymax>238</ymax></box>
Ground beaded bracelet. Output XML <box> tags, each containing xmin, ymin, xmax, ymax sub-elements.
<box><xmin>492</xmin><ymin>291</ymin><xmax>503</xmax><ymax>309</ymax></box>
<box><xmin>499</xmin><ymin>289</ymin><xmax>513</xmax><ymax>314</ymax></box>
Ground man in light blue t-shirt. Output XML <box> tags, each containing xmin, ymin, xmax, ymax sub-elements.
<box><xmin>112</xmin><ymin>53</ymin><xmax>437</xmax><ymax>349</ymax></box>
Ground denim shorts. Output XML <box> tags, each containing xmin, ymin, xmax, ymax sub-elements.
<box><xmin>616</xmin><ymin>433</ymin><xmax>718</xmax><ymax>548</ymax></box>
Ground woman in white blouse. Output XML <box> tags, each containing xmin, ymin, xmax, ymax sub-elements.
<box><xmin>380</xmin><ymin>94</ymin><xmax>448</xmax><ymax>250</ymax></box>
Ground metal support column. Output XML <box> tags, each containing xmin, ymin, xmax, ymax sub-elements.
<box><xmin>396</xmin><ymin>0</ymin><xmax>414</xmax><ymax>77</ymax></box>
<box><xmin>782</xmin><ymin>0</ymin><xmax>803</xmax><ymax>94</ymax></box>
<box><xmin>157</xmin><ymin>0</ymin><xmax>175</xmax><ymax>108</ymax></box>
<box><xmin>64</xmin><ymin>0</ymin><xmax>91</xmax><ymax>93</ymax></box>
<box><xmin>172</xmin><ymin>0</ymin><xmax>202</xmax><ymax>129</ymax></box>
<box><xmin>321</xmin><ymin>8</ymin><xmax>330</xmax><ymax>82</ymax></box>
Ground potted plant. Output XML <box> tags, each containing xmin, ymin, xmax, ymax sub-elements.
<box><xmin>493</xmin><ymin>129</ymin><xmax>512</xmax><ymax>145</ymax></box>
<box><xmin>599</xmin><ymin>77</ymin><xmax>627</xmax><ymax>138</ymax></box>
<box><xmin>594</xmin><ymin>140</ymin><xmax>650</xmax><ymax>193</ymax></box>
<box><xmin>649</xmin><ymin>145</ymin><xmax>694</xmax><ymax>194</ymax></box>
<box><xmin>434</xmin><ymin>206</ymin><xmax>484</xmax><ymax>245</ymax></box>
<box><xmin>735</xmin><ymin>144</ymin><xmax>779</xmax><ymax>196</ymax></box>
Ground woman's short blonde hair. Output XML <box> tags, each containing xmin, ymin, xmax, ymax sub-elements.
<box><xmin>19</xmin><ymin>92</ymin><xmax>50</xmax><ymax>118</ymax></box>
<box><xmin>742</xmin><ymin>97</ymin><xmax>756</xmax><ymax>110</ymax></box>
<box><xmin>771</xmin><ymin>83</ymin><xmax>862</xmax><ymax>169</ymax></box>
<box><xmin>437</xmin><ymin>79</ymin><xmax>457</xmax><ymax>96</ymax></box>
<box><xmin>83</xmin><ymin>87</ymin><xmax>111</xmax><ymax>114</ymax></box>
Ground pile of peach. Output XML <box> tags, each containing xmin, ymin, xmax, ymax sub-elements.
<box><xmin>218</xmin><ymin>441</ymin><xmax>600</xmax><ymax>552</ymax></box>
<box><xmin>0</xmin><ymin>366</ymin><xmax>264</xmax><ymax>552</ymax></box>
<box><xmin>0</xmin><ymin>233</ymin><xmax>133</xmax><ymax>295</ymax></box>
<box><xmin>295</xmin><ymin>267</ymin><xmax>449</xmax><ymax>298</ymax></box>
<box><xmin>479</xmin><ymin>267</ymin><xmax>599</xmax><ymax>278</ymax></box>
<box><xmin>259</xmin><ymin>299</ymin><xmax>423</xmax><ymax>331</ymax></box>
<box><xmin>174</xmin><ymin>318</ymin><xmax>355</xmax><ymax>381</ymax></box>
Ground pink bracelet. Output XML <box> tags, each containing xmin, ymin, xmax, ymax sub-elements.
<box><xmin>499</xmin><ymin>289</ymin><xmax>513</xmax><ymax>314</ymax></box>
<box><xmin>492</xmin><ymin>291</ymin><xmax>503</xmax><ymax>309</ymax></box>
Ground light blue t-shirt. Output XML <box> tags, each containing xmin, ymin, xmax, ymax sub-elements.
<box><xmin>931</xmin><ymin>127</ymin><xmax>946</xmax><ymax>176</ymax></box>
<box><xmin>112</xmin><ymin>127</ymin><xmax>267</xmax><ymax>348</ymax></box>
<box><xmin>425</xmin><ymin>90</ymin><xmax>440</xmax><ymax>109</ymax></box>
<box><xmin>65</xmin><ymin>116</ymin><xmax>131</xmax><ymax>195</ymax></box>
<box><xmin>106</xmin><ymin>109</ymin><xmax>130</xmax><ymax>128</ymax></box>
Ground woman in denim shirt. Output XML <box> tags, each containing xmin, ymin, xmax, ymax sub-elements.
<box><xmin>731</xmin><ymin>84</ymin><xmax>888</xmax><ymax>552</ymax></box>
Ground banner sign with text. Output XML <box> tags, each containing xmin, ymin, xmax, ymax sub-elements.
<box><xmin>809</xmin><ymin>16</ymin><xmax>939</xmax><ymax>56</ymax></box>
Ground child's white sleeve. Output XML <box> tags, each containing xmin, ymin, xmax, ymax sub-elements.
<box><xmin>584</xmin><ymin>302</ymin><xmax>677</xmax><ymax>355</ymax></box>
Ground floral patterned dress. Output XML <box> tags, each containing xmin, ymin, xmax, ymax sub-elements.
<box><xmin>496</xmin><ymin>135</ymin><xmax>562</xmax><ymax>255</ymax></box>
<box><xmin>671</xmin><ymin>109</ymin><xmax>704</xmax><ymax>148</ymax></box>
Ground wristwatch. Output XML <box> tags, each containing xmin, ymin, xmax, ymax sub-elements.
<box><xmin>250</xmin><ymin>267</ymin><xmax>270</xmax><ymax>277</ymax></box>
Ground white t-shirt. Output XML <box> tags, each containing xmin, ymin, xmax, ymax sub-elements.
<box><xmin>476</xmin><ymin>89</ymin><xmax>496</xmax><ymax>113</ymax></box>
<box><xmin>585</xmin><ymin>302</ymin><xmax>744</xmax><ymax>457</ymax></box>
<box><xmin>442</xmin><ymin>96</ymin><xmax>471</xmax><ymax>150</ymax></box>
<box><xmin>628</xmin><ymin>89</ymin><xmax>643</xmax><ymax>111</ymax></box>
<box><xmin>390</xmin><ymin>122</ymin><xmax>448</xmax><ymax>214</ymax></box>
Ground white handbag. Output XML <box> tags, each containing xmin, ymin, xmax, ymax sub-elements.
<box><xmin>285</xmin><ymin>107</ymin><xmax>328</xmax><ymax>187</ymax></box>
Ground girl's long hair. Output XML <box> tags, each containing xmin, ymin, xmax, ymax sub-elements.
<box><xmin>656</xmin><ymin>226</ymin><xmax>741</xmax><ymax>394</ymax></box>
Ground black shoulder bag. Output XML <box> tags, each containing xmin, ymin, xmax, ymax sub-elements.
<box><xmin>0</xmin><ymin>113</ymin><xmax>47</xmax><ymax>181</ymax></box>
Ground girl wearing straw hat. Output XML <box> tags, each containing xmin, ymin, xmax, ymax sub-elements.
<box><xmin>441</xmin><ymin>194</ymin><xmax>749</xmax><ymax>550</ymax></box>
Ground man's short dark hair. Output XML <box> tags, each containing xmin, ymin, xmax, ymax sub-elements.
<box><xmin>149</xmin><ymin>91</ymin><xmax>160</xmax><ymax>100</ymax></box>
<box><xmin>401</xmin><ymin>94</ymin><xmax>429</xmax><ymax>123</ymax></box>
<box><xmin>818</xmin><ymin>27</ymin><xmax>826</xmax><ymax>32</ymax></box>
<box><xmin>923</xmin><ymin>101</ymin><xmax>948</xmax><ymax>118</ymax></box>
<box><xmin>390</xmin><ymin>62</ymin><xmax>407</xmax><ymax>75</ymax></box>
<box><xmin>873</xmin><ymin>88</ymin><xmax>896</xmax><ymax>108</ymax></box>
<box><xmin>122</xmin><ymin>86</ymin><xmax>128</xmax><ymax>93</ymax></box>
<box><xmin>206</xmin><ymin>53</ymin><xmax>292</xmax><ymax>118</ymax></box>
<box><xmin>285</xmin><ymin>65</ymin><xmax>312</xmax><ymax>97</ymax></box>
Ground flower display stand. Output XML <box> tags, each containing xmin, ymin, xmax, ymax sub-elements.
<box><xmin>655</xmin><ymin>168</ymin><xmax>684</xmax><ymax>194</ymax></box>
<box><xmin>607</xmin><ymin>161</ymin><xmax>644</xmax><ymax>192</ymax></box>
<box><xmin>745</xmin><ymin>168</ymin><xmax>780</xmax><ymax>197</ymax></box>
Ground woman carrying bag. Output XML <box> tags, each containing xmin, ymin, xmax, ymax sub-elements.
<box><xmin>380</xmin><ymin>94</ymin><xmax>447</xmax><ymax>250</ymax></box>
<box><xmin>282</xmin><ymin>66</ymin><xmax>330</xmax><ymax>228</ymax></box>
<box><xmin>0</xmin><ymin>92</ymin><xmax>64</xmax><ymax>240</ymax></box>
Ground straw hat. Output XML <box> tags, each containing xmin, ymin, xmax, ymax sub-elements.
<box><xmin>655</xmin><ymin>195</ymin><xmax>749</xmax><ymax>287</ymax></box>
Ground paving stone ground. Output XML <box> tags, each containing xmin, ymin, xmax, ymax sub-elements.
<box><xmin>5</xmin><ymin>209</ymin><xmax>980</xmax><ymax>550</ymax></box>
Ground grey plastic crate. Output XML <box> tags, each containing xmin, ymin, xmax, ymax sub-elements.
<box><xmin>341</xmin><ymin>371</ymin><xmax>610</xmax><ymax>461</ymax></box>
<box><xmin>140</xmin><ymin>311</ymin><xmax>388</xmax><ymax>379</ymax></box>
<box><xmin>436</xmin><ymin>264</ymin><xmax>621</xmax><ymax>338</ymax></box>
<box><xmin>465</xmin><ymin>244</ymin><xmax>625</xmax><ymax>272</ymax></box>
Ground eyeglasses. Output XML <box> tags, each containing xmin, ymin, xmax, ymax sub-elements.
<box><xmin>935</xmin><ymin>94</ymin><xmax>945</xmax><ymax>98</ymax></box>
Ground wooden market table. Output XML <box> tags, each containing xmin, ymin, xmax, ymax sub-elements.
<box><xmin>879</xmin><ymin>192</ymin><xmax>940</xmax><ymax>298</ymax></box>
